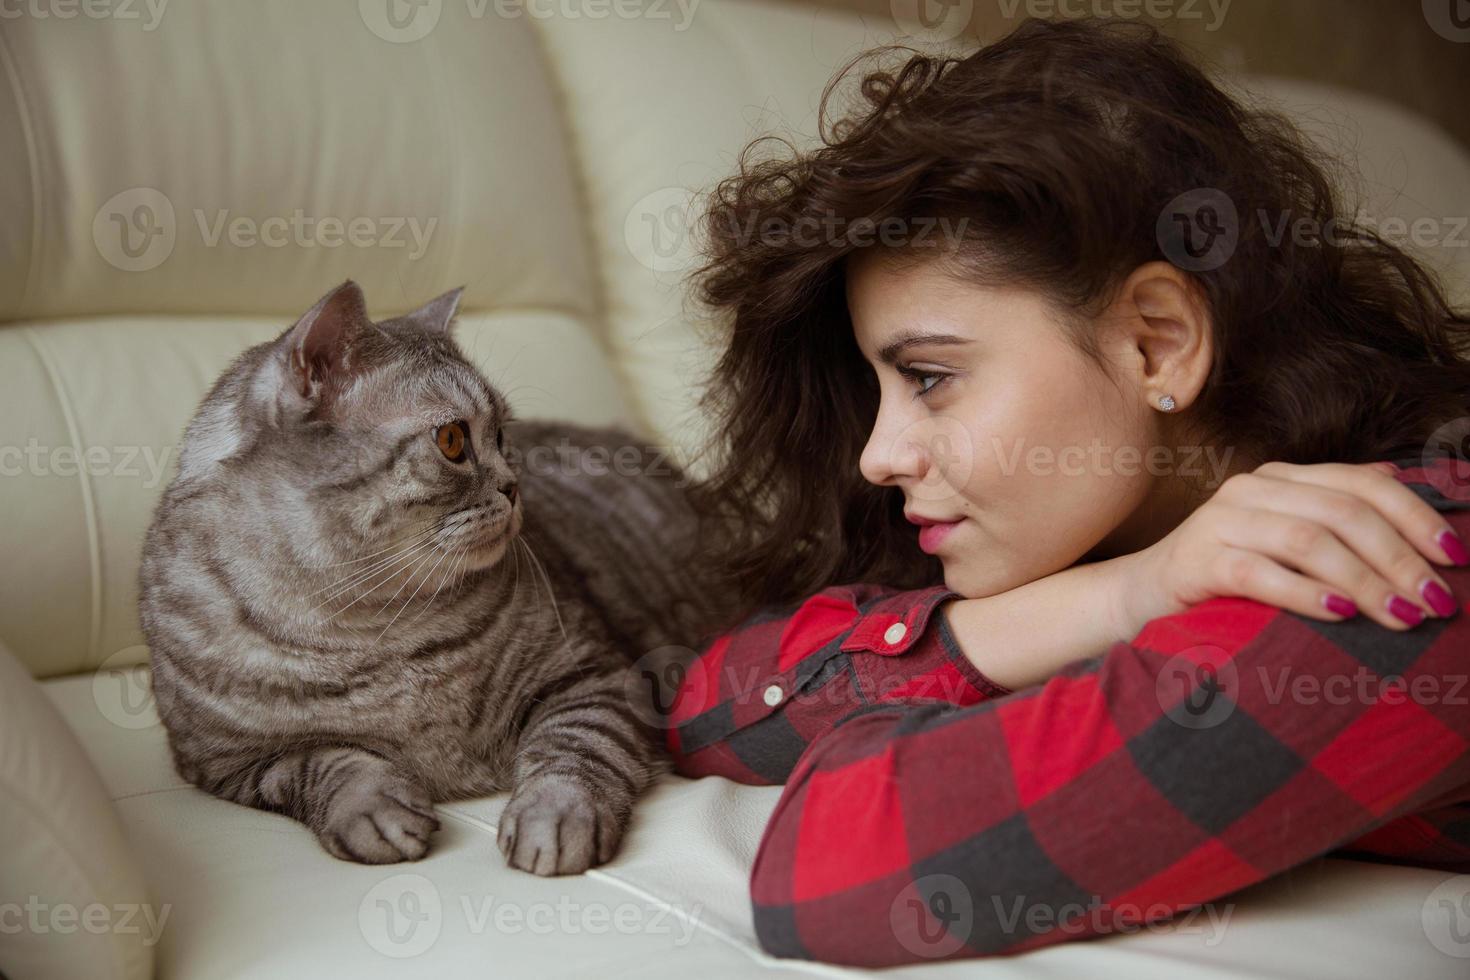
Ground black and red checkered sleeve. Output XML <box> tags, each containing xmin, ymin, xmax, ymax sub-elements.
<box><xmin>749</xmin><ymin>457</ymin><xmax>1470</xmax><ymax>966</ymax></box>
<box><xmin>665</xmin><ymin>583</ymin><xmax>1012</xmax><ymax>785</ymax></box>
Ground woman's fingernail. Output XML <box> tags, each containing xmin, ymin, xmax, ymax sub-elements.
<box><xmin>1387</xmin><ymin>594</ymin><xmax>1425</xmax><ymax>627</ymax></box>
<box><xmin>1322</xmin><ymin>593</ymin><xmax>1358</xmax><ymax>618</ymax></box>
<box><xmin>1438</xmin><ymin>528</ymin><xmax>1470</xmax><ymax>567</ymax></box>
<box><xmin>1420</xmin><ymin>579</ymin><xmax>1459</xmax><ymax>618</ymax></box>
<box><xmin>1369</xmin><ymin>462</ymin><xmax>1399</xmax><ymax>476</ymax></box>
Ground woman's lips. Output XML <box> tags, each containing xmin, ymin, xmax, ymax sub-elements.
<box><xmin>917</xmin><ymin>519</ymin><xmax>962</xmax><ymax>553</ymax></box>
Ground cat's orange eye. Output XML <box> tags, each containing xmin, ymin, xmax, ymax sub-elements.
<box><xmin>434</xmin><ymin>421</ymin><xmax>469</xmax><ymax>463</ymax></box>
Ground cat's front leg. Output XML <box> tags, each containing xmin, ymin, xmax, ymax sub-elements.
<box><xmin>497</xmin><ymin>667</ymin><xmax>660</xmax><ymax>876</ymax></box>
<box><xmin>192</xmin><ymin>745</ymin><xmax>440</xmax><ymax>864</ymax></box>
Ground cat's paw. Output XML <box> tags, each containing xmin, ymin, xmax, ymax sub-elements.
<box><xmin>497</xmin><ymin>777</ymin><xmax>625</xmax><ymax>876</ymax></box>
<box><xmin>317</xmin><ymin>775</ymin><xmax>440</xmax><ymax>865</ymax></box>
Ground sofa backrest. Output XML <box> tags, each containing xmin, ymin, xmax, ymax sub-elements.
<box><xmin>1</xmin><ymin>0</ymin><xmax>1467</xmax><ymax>679</ymax></box>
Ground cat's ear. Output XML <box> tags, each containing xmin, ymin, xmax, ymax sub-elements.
<box><xmin>404</xmin><ymin>286</ymin><xmax>464</xmax><ymax>336</ymax></box>
<box><xmin>283</xmin><ymin>280</ymin><xmax>369</xmax><ymax>399</ymax></box>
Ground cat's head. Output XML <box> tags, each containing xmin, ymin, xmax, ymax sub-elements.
<box><xmin>177</xmin><ymin>280</ymin><xmax>522</xmax><ymax>589</ymax></box>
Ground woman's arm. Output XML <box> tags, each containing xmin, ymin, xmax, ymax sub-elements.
<box><xmin>747</xmin><ymin>463</ymin><xmax>1470</xmax><ymax>967</ymax></box>
<box><xmin>671</xmin><ymin>458</ymin><xmax>1464</xmax><ymax>781</ymax></box>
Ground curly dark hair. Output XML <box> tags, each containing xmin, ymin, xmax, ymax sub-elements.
<box><xmin>684</xmin><ymin>17</ymin><xmax>1470</xmax><ymax>630</ymax></box>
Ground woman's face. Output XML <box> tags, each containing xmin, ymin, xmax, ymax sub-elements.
<box><xmin>847</xmin><ymin>250</ymin><xmax>1219</xmax><ymax>598</ymax></box>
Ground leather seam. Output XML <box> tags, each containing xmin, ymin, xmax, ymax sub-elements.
<box><xmin>0</xmin><ymin>24</ymin><xmax>42</xmax><ymax>315</ymax></box>
<box><xmin>24</xmin><ymin>327</ymin><xmax>103</xmax><ymax>670</ymax></box>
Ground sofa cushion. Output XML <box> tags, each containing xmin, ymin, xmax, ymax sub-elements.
<box><xmin>34</xmin><ymin>661</ymin><xmax>1470</xmax><ymax>979</ymax></box>
<box><xmin>0</xmin><ymin>0</ymin><xmax>598</xmax><ymax>323</ymax></box>
<box><xmin>0</xmin><ymin>640</ymin><xmax>153</xmax><ymax>980</ymax></box>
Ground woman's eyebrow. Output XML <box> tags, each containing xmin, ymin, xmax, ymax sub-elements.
<box><xmin>876</xmin><ymin>330</ymin><xmax>972</xmax><ymax>364</ymax></box>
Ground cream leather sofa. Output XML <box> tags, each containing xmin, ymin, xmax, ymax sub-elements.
<box><xmin>3</xmin><ymin>2</ymin><xmax>1470</xmax><ymax>978</ymax></box>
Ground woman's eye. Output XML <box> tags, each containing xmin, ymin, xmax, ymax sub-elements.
<box><xmin>434</xmin><ymin>421</ymin><xmax>470</xmax><ymax>462</ymax></box>
<box><xmin>897</xmin><ymin>365</ymin><xmax>946</xmax><ymax>398</ymax></box>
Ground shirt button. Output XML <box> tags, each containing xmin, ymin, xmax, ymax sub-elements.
<box><xmin>762</xmin><ymin>684</ymin><xmax>784</xmax><ymax>706</ymax></box>
<box><xmin>883</xmin><ymin>622</ymin><xmax>908</xmax><ymax>646</ymax></box>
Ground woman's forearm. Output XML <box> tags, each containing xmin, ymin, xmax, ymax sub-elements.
<box><xmin>941</xmin><ymin>553</ymin><xmax>1136</xmax><ymax>690</ymax></box>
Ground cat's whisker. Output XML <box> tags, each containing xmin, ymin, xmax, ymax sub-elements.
<box><xmin>366</xmin><ymin>543</ymin><xmax>448</xmax><ymax>620</ymax></box>
<box><xmin>310</xmin><ymin>520</ymin><xmax>439</xmax><ymax>569</ymax></box>
<box><xmin>305</xmin><ymin>529</ymin><xmax>441</xmax><ymax>599</ymax></box>
<box><xmin>306</xmin><ymin>534</ymin><xmax>442</xmax><ymax>610</ymax></box>
<box><xmin>313</xmin><ymin>525</ymin><xmax>438</xmax><ymax>570</ymax></box>
<box><xmin>405</xmin><ymin>543</ymin><xmax>469</xmax><ymax>629</ymax></box>
<box><xmin>369</xmin><ymin>543</ymin><xmax>458</xmax><ymax>646</ymax></box>
<box><xmin>518</xmin><ymin>534</ymin><xmax>568</xmax><ymax>644</ymax></box>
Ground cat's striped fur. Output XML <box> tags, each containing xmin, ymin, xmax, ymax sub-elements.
<box><xmin>138</xmin><ymin>282</ymin><xmax>726</xmax><ymax>874</ymax></box>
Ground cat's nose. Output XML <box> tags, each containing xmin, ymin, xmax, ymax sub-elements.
<box><xmin>501</xmin><ymin>480</ymin><xmax>518</xmax><ymax>505</ymax></box>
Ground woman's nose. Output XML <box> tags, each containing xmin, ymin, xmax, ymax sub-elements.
<box><xmin>860</xmin><ymin>412</ymin><xmax>927</xmax><ymax>487</ymax></box>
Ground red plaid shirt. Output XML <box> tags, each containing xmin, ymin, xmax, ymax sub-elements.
<box><xmin>666</xmin><ymin>456</ymin><xmax>1470</xmax><ymax>966</ymax></box>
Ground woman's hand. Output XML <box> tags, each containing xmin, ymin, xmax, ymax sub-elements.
<box><xmin>1110</xmin><ymin>460</ymin><xmax>1466</xmax><ymax>639</ymax></box>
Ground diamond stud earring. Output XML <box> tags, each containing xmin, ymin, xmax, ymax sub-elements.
<box><xmin>1158</xmin><ymin>394</ymin><xmax>1176</xmax><ymax>412</ymax></box>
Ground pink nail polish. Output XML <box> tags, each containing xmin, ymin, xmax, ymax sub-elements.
<box><xmin>1386</xmin><ymin>595</ymin><xmax>1424</xmax><ymax>627</ymax></box>
<box><xmin>1420</xmin><ymin>579</ymin><xmax>1458</xmax><ymax>618</ymax></box>
<box><xmin>1321</xmin><ymin>593</ymin><xmax>1358</xmax><ymax>618</ymax></box>
<box><xmin>1438</xmin><ymin>529</ymin><xmax>1470</xmax><ymax>567</ymax></box>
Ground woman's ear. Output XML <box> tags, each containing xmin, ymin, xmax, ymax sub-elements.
<box><xmin>1105</xmin><ymin>261</ymin><xmax>1214</xmax><ymax>413</ymax></box>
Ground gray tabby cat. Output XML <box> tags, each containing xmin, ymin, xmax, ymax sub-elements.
<box><xmin>138</xmin><ymin>281</ymin><xmax>723</xmax><ymax>874</ymax></box>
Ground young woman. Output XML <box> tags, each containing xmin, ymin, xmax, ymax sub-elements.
<box><xmin>668</xmin><ymin>18</ymin><xmax>1470</xmax><ymax>967</ymax></box>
